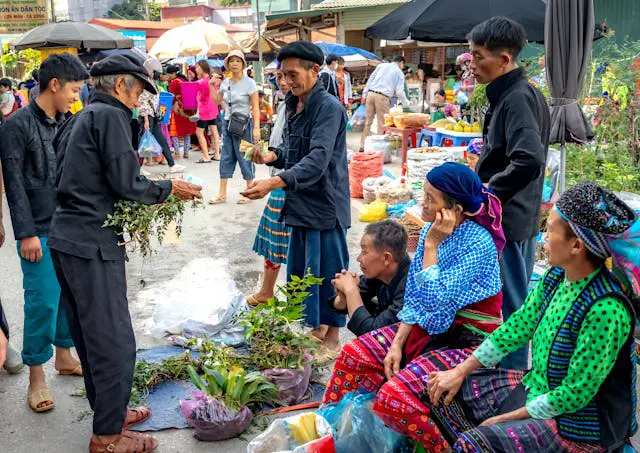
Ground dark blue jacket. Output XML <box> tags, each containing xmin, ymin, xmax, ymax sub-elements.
<box><xmin>270</xmin><ymin>82</ymin><xmax>351</xmax><ymax>231</ymax></box>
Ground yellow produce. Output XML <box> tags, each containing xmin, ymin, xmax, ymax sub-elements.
<box><xmin>454</xmin><ymin>125</ymin><xmax>464</xmax><ymax>132</ymax></box>
<box><xmin>464</xmin><ymin>126</ymin><xmax>472</xmax><ymax>133</ymax></box>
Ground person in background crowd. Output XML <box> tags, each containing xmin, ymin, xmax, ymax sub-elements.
<box><xmin>210</xmin><ymin>50</ymin><xmax>259</xmax><ymax>205</ymax></box>
<box><xmin>194</xmin><ymin>60</ymin><xmax>221</xmax><ymax>163</ymax></box>
<box><xmin>432</xmin><ymin>89</ymin><xmax>458</xmax><ymax>118</ymax></box>
<box><xmin>28</xmin><ymin>69</ymin><xmax>40</xmax><ymax>103</ymax></box>
<box><xmin>335</xmin><ymin>56</ymin><xmax>352</xmax><ymax>108</ymax></box>
<box><xmin>248</xmin><ymin>68</ymin><xmax>292</xmax><ymax>307</ymax></box>
<box><xmin>329</xmin><ymin>220</ymin><xmax>410</xmax><ymax>337</ymax></box>
<box><xmin>0</xmin><ymin>168</ymin><xmax>24</xmax><ymax>375</ymax></box>
<box><xmin>426</xmin><ymin>181</ymin><xmax>639</xmax><ymax>452</ymax></box>
<box><xmin>137</xmin><ymin>59</ymin><xmax>186</xmax><ymax>174</ymax></box>
<box><xmin>80</xmin><ymin>77</ymin><xmax>95</xmax><ymax>107</ymax></box>
<box><xmin>0</xmin><ymin>78</ymin><xmax>17</xmax><ymax>119</ymax></box>
<box><xmin>49</xmin><ymin>53</ymin><xmax>202</xmax><ymax>453</ymax></box>
<box><xmin>469</xmin><ymin>16</ymin><xmax>550</xmax><ymax>370</ymax></box>
<box><xmin>319</xmin><ymin>53</ymin><xmax>339</xmax><ymax>98</ymax></box>
<box><xmin>258</xmin><ymin>90</ymin><xmax>272</xmax><ymax>123</ymax></box>
<box><xmin>456</xmin><ymin>52</ymin><xmax>475</xmax><ymax>119</ymax></box>
<box><xmin>245</xmin><ymin>41</ymin><xmax>350</xmax><ymax>365</ymax></box>
<box><xmin>186</xmin><ymin>66</ymin><xmax>197</xmax><ymax>82</ymax></box>
<box><xmin>359</xmin><ymin>56</ymin><xmax>409</xmax><ymax>152</ymax></box>
<box><xmin>166</xmin><ymin>64</ymin><xmax>196</xmax><ymax>159</ymax></box>
<box><xmin>322</xmin><ymin>163</ymin><xmax>505</xmax><ymax>449</ymax></box>
<box><xmin>0</xmin><ymin>53</ymin><xmax>89</xmax><ymax>413</ymax></box>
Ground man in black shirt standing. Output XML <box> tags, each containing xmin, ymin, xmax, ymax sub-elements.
<box><xmin>49</xmin><ymin>54</ymin><xmax>202</xmax><ymax>452</ymax></box>
<box><xmin>468</xmin><ymin>17</ymin><xmax>550</xmax><ymax>370</ymax></box>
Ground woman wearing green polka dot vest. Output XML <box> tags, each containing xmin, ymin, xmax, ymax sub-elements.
<box><xmin>426</xmin><ymin>181</ymin><xmax>640</xmax><ymax>452</ymax></box>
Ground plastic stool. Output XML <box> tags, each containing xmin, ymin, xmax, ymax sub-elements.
<box><xmin>417</xmin><ymin>129</ymin><xmax>440</xmax><ymax>147</ymax></box>
<box><xmin>438</xmin><ymin>134</ymin><xmax>471</xmax><ymax>147</ymax></box>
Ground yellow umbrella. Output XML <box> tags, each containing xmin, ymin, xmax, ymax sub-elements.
<box><xmin>149</xmin><ymin>20</ymin><xmax>237</xmax><ymax>59</ymax></box>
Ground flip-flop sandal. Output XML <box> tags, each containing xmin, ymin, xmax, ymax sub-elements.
<box><xmin>28</xmin><ymin>387</ymin><xmax>55</xmax><ymax>413</ymax></box>
<box><xmin>208</xmin><ymin>196</ymin><xmax>227</xmax><ymax>205</ymax></box>
<box><xmin>89</xmin><ymin>431</ymin><xmax>158</xmax><ymax>453</ymax></box>
<box><xmin>57</xmin><ymin>364</ymin><xmax>83</xmax><ymax>376</ymax></box>
<box><xmin>305</xmin><ymin>333</ymin><xmax>323</xmax><ymax>345</ymax></box>
<box><xmin>124</xmin><ymin>406</ymin><xmax>151</xmax><ymax>429</ymax></box>
<box><xmin>247</xmin><ymin>295</ymin><xmax>268</xmax><ymax>307</ymax></box>
<box><xmin>236</xmin><ymin>197</ymin><xmax>251</xmax><ymax>205</ymax></box>
<box><xmin>313</xmin><ymin>346</ymin><xmax>341</xmax><ymax>366</ymax></box>
<box><xmin>196</xmin><ymin>158</ymin><xmax>212</xmax><ymax>164</ymax></box>
<box><xmin>212</xmin><ymin>156</ymin><xmax>220</xmax><ymax>161</ymax></box>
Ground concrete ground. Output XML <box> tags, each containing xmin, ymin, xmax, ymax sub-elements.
<box><xmin>0</xmin><ymin>132</ymin><xmax>387</xmax><ymax>452</ymax></box>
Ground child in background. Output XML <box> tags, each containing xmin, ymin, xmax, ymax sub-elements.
<box><xmin>0</xmin><ymin>78</ymin><xmax>17</xmax><ymax>120</ymax></box>
<box><xmin>466</xmin><ymin>138</ymin><xmax>483</xmax><ymax>170</ymax></box>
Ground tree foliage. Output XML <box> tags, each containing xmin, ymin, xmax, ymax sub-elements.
<box><xmin>106</xmin><ymin>0</ymin><xmax>161</xmax><ymax>21</ymax></box>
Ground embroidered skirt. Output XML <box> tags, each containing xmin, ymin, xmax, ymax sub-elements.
<box><xmin>252</xmin><ymin>188</ymin><xmax>291</xmax><ymax>265</ymax></box>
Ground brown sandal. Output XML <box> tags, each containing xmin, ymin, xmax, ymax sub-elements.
<box><xmin>56</xmin><ymin>364</ymin><xmax>83</xmax><ymax>376</ymax></box>
<box><xmin>89</xmin><ymin>431</ymin><xmax>158</xmax><ymax>453</ymax></box>
<box><xmin>124</xmin><ymin>406</ymin><xmax>151</xmax><ymax>429</ymax></box>
<box><xmin>246</xmin><ymin>295</ymin><xmax>268</xmax><ymax>307</ymax></box>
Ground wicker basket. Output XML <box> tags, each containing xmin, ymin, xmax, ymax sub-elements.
<box><xmin>406</xmin><ymin>231</ymin><xmax>420</xmax><ymax>253</ymax></box>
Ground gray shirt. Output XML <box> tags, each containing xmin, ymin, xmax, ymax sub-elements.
<box><xmin>220</xmin><ymin>75</ymin><xmax>257</xmax><ymax>117</ymax></box>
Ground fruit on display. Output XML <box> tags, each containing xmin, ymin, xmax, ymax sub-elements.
<box><xmin>445</xmin><ymin>120</ymin><xmax>482</xmax><ymax>133</ymax></box>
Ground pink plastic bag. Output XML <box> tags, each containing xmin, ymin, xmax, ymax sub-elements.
<box><xmin>264</xmin><ymin>365</ymin><xmax>312</xmax><ymax>406</ymax></box>
<box><xmin>179</xmin><ymin>391</ymin><xmax>252</xmax><ymax>441</ymax></box>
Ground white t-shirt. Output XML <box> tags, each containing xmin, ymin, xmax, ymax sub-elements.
<box><xmin>220</xmin><ymin>75</ymin><xmax>257</xmax><ymax>118</ymax></box>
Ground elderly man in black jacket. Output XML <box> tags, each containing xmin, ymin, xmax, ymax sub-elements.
<box><xmin>49</xmin><ymin>53</ymin><xmax>201</xmax><ymax>453</ymax></box>
<box><xmin>329</xmin><ymin>220</ymin><xmax>410</xmax><ymax>337</ymax></box>
<box><xmin>468</xmin><ymin>17</ymin><xmax>550</xmax><ymax>370</ymax></box>
<box><xmin>244</xmin><ymin>41</ymin><xmax>351</xmax><ymax>364</ymax></box>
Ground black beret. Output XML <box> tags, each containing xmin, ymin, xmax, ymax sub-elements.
<box><xmin>166</xmin><ymin>64</ymin><xmax>181</xmax><ymax>74</ymax></box>
<box><xmin>277</xmin><ymin>41</ymin><xmax>324</xmax><ymax>66</ymax></box>
<box><xmin>90</xmin><ymin>53</ymin><xmax>157</xmax><ymax>95</ymax></box>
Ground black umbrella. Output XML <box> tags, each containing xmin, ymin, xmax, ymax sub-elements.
<box><xmin>545</xmin><ymin>0</ymin><xmax>594</xmax><ymax>192</ymax></box>
<box><xmin>12</xmin><ymin>22</ymin><xmax>133</xmax><ymax>51</ymax></box>
<box><xmin>366</xmin><ymin>0</ymin><xmax>546</xmax><ymax>43</ymax></box>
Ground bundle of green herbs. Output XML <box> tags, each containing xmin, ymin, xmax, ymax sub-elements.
<box><xmin>102</xmin><ymin>195</ymin><xmax>202</xmax><ymax>257</ymax></box>
<box><xmin>240</xmin><ymin>271</ymin><xmax>323</xmax><ymax>370</ymax></box>
<box><xmin>130</xmin><ymin>352</ymin><xmax>196</xmax><ymax>405</ymax></box>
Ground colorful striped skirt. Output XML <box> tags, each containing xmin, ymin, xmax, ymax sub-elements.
<box><xmin>252</xmin><ymin>188</ymin><xmax>291</xmax><ymax>265</ymax></box>
<box><xmin>431</xmin><ymin>369</ymin><xmax>607</xmax><ymax>453</ymax></box>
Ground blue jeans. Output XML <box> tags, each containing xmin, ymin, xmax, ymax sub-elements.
<box><xmin>499</xmin><ymin>238</ymin><xmax>536</xmax><ymax>370</ymax></box>
<box><xmin>287</xmin><ymin>227</ymin><xmax>349</xmax><ymax>328</ymax></box>
<box><xmin>17</xmin><ymin>236</ymin><xmax>73</xmax><ymax>366</ymax></box>
<box><xmin>219</xmin><ymin>119</ymin><xmax>255</xmax><ymax>180</ymax></box>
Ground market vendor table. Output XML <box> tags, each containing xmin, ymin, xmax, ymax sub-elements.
<box><xmin>382</xmin><ymin>126</ymin><xmax>420</xmax><ymax>168</ymax></box>
<box><xmin>435</xmin><ymin>128</ymin><xmax>482</xmax><ymax>147</ymax></box>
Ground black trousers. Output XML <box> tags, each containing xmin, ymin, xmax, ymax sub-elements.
<box><xmin>51</xmin><ymin>249</ymin><xmax>136</xmax><ymax>435</ymax></box>
<box><xmin>0</xmin><ymin>296</ymin><xmax>9</xmax><ymax>340</ymax></box>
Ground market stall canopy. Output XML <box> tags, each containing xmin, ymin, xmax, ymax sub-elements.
<box><xmin>545</xmin><ymin>0</ymin><xmax>595</xmax><ymax>192</ymax></box>
<box><xmin>170</xmin><ymin>56</ymin><xmax>225</xmax><ymax>68</ymax></box>
<box><xmin>313</xmin><ymin>41</ymin><xmax>380</xmax><ymax>61</ymax></box>
<box><xmin>12</xmin><ymin>21</ymin><xmax>133</xmax><ymax>51</ymax></box>
<box><xmin>149</xmin><ymin>20</ymin><xmax>237</xmax><ymax>59</ymax></box>
<box><xmin>365</xmin><ymin>0</ymin><xmax>546</xmax><ymax>43</ymax></box>
<box><xmin>238</xmin><ymin>33</ymin><xmax>285</xmax><ymax>55</ymax></box>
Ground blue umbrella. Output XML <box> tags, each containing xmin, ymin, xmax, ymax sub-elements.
<box><xmin>313</xmin><ymin>41</ymin><xmax>380</xmax><ymax>61</ymax></box>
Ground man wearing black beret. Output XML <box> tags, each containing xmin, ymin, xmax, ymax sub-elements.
<box><xmin>48</xmin><ymin>53</ymin><xmax>202</xmax><ymax>453</ymax></box>
<box><xmin>243</xmin><ymin>41</ymin><xmax>350</xmax><ymax>364</ymax></box>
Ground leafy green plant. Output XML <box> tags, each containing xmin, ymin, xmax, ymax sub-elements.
<box><xmin>185</xmin><ymin>338</ymin><xmax>250</xmax><ymax>370</ymax></box>
<box><xmin>102</xmin><ymin>195</ymin><xmax>202</xmax><ymax>257</ymax></box>
<box><xmin>187</xmin><ymin>365</ymin><xmax>279</xmax><ymax>412</ymax></box>
<box><xmin>468</xmin><ymin>84</ymin><xmax>488</xmax><ymax>126</ymax></box>
<box><xmin>130</xmin><ymin>353</ymin><xmax>195</xmax><ymax>404</ymax></box>
<box><xmin>240</xmin><ymin>271</ymin><xmax>323</xmax><ymax>370</ymax></box>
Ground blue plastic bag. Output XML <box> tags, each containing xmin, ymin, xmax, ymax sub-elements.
<box><xmin>138</xmin><ymin>130</ymin><xmax>163</xmax><ymax>158</ymax></box>
<box><xmin>317</xmin><ymin>391</ymin><xmax>410</xmax><ymax>453</ymax></box>
<box><xmin>348</xmin><ymin>104</ymin><xmax>366</xmax><ymax>132</ymax></box>
<box><xmin>387</xmin><ymin>200</ymin><xmax>417</xmax><ymax>219</ymax></box>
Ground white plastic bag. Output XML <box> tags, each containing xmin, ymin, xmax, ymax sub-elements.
<box><xmin>364</xmin><ymin>135</ymin><xmax>392</xmax><ymax>163</ymax></box>
<box><xmin>247</xmin><ymin>412</ymin><xmax>334</xmax><ymax>453</ymax></box>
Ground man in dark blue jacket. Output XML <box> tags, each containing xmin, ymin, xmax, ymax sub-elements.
<box><xmin>244</xmin><ymin>41</ymin><xmax>351</xmax><ymax>364</ymax></box>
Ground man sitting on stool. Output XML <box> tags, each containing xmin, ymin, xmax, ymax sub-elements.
<box><xmin>330</xmin><ymin>220</ymin><xmax>410</xmax><ymax>337</ymax></box>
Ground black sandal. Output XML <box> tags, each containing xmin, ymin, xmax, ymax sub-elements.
<box><xmin>196</xmin><ymin>158</ymin><xmax>212</xmax><ymax>164</ymax></box>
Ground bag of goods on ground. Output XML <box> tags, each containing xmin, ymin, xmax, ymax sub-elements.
<box><xmin>247</xmin><ymin>412</ymin><xmax>335</xmax><ymax>453</ymax></box>
<box><xmin>377</xmin><ymin>182</ymin><xmax>412</xmax><ymax>205</ymax></box>
<box><xmin>180</xmin><ymin>392</ymin><xmax>252</xmax><ymax>441</ymax></box>
<box><xmin>263</xmin><ymin>365</ymin><xmax>312</xmax><ymax>406</ymax></box>
<box><xmin>406</xmin><ymin>148</ymin><xmax>458</xmax><ymax>201</ymax></box>
<box><xmin>364</xmin><ymin>135</ymin><xmax>393</xmax><ymax>163</ymax></box>
<box><xmin>358</xmin><ymin>200</ymin><xmax>388</xmax><ymax>222</ymax></box>
<box><xmin>393</xmin><ymin>113</ymin><xmax>429</xmax><ymax>129</ymax></box>
<box><xmin>362</xmin><ymin>175</ymin><xmax>393</xmax><ymax>204</ymax></box>
<box><xmin>349</xmin><ymin>152</ymin><xmax>384</xmax><ymax>198</ymax></box>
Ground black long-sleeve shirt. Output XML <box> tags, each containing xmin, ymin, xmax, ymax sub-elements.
<box><xmin>48</xmin><ymin>93</ymin><xmax>172</xmax><ymax>260</ymax></box>
<box><xmin>0</xmin><ymin>101</ymin><xmax>63</xmax><ymax>239</ymax></box>
<box><xmin>475</xmin><ymin>67</ymin><xmax>550</xmax><ymax>242</ymax></box>
<box><xmin>331</xmin><ymin>257</ymin><xmax>411</xmax><ymax>337</ymax></box>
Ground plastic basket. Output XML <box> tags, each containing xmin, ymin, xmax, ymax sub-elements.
<box><xmin>157</xmin><ymin>92</ymin><xmax>174</xmax><ymax>124</ymax></box>
<box><xmin>181</xmin><ymin>82</ymin><xmax>198</xmax><ymax>110</ymax></box>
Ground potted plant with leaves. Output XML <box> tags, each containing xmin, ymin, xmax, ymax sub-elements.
<box><xmin>182</xmin><ymin>365</ymin><xmax>279</xmax><ymax>441</ymax></box>
<box><xmin>240</xmin><ymin>271</ymin><xmax>323</xmax><ymax>405</ymax></box>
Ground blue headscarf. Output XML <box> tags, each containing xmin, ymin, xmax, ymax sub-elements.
<box><xmin>426</xmin><ymin>162</ymin><xmax>506</xmax><ymax>255</ymax></box>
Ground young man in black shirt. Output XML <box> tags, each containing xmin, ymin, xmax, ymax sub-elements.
<box><xmin>468</xmin><ymin>17</ymin><xmax>550</xmax><ymax>369</ymax></box>
<box><xmin>330</xmin><ymin>220</ymin><xmax>410</xmax><ymax>337</ymax></box>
